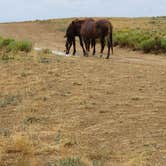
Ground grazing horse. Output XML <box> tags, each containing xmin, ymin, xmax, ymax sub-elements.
<box><xmin>65</xmin><ymin>19</ymin><xmax>92</xmax><ymax>55</ymax></box>
<box><xmin>80</xmin><ymin>19</ymin><xmax>113</xmax><ymax>59</ymax></box>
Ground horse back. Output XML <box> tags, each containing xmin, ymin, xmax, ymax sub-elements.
<box><xmin>96</xmin><ymin>19</ymin><xmax>113</xmax><ymax>35</ymax></box>
<box><xmin>80</xmin><ymin>19</ymin><xmax>96</xmax><ymax>38</ymax></box>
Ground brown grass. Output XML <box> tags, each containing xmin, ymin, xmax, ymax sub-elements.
<box><xmin>0</xmin><ymin>17</ymin><xmax>166</xmax><ymax>165</ymax></box>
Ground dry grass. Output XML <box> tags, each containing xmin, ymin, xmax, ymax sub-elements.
<box><xmin>0</xmin><ymin>50</ymin><xmax>166</xmax><ymax>165</ymax></box>
<box><xmin>0</xmin><ymin>17</ymin><xmax>166</xmax><ymax>165</ymax></box>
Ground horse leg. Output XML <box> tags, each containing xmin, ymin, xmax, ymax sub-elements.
<box><xmin>106</xmin><ymin>30</ymin><xmax>113</xmax><ymax>59</ymax></box>
<box><xmin>106</xmin><ymin>39</ymin><xmax>111</xmax><ymax>59</ymax></box>
<box><xmin>110</xmin><ymin>32</ymin><xmax>113</xmax><ymax>54</ymax></box>
<box><xmin>84</xmin><ymin>38</ymin><xmax>89</xmax><ymax>56</ymax></box>
<box><xmin>100</xmin><ymin>37</ymin><xmax>105</xmax><ymax>58</ymax></box>
<box><xmin>92</xmin><ymin>39</ymin><xmax>96</xmax><ymax>56</ymax></box>
<box><xmin>79</xmin><ymin>36</ymin><xmax>86</xmax><ymax>56</ymax></box>
<box><xmin>87</xmin><ymin>39</ymin><xmax>90</xmax><ymax>52</ymax></box>
<box><xmin>72</xmin><ymin>38</ymin><xmax>76</xmax><ymax>55</ymax></box>
<box><xmin>84</xmin><ymin>39</ymin><xmax>88</xmax><ymax>51</ymax></box>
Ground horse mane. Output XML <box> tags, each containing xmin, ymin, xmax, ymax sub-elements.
<box><xmin>65</xmin><ymin>19</ymin><xmax>86</xmax><ymax>38</ymax></box>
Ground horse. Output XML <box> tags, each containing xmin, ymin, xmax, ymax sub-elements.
<box><xmin>65</xmin><ymin>18</ymin><xmax>113</xmax><ymax>58</ymax></box>
<box><xmin>80</xmin><ymin>19</ymin><xmax>96</xmax><ymax>55</ymax></box>
<box><xmin>80</xmin><ymin>19</ymin><xmax>113</xmax><ymax>59</ymax></box>
<box><xmin>65</xmin><ymin>18</ymin><xmax>94</xmax><ymax>56</ymax></box>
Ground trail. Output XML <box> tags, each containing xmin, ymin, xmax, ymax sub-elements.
<box><xmin>34</xmin><ymin>47</ymin><xmax>166</xmax><ymax>67</ymax></box>
<box><xmin>34</xmin><ymin>47</ymin><xmax>71</xmax><ymax>56</ymax></box>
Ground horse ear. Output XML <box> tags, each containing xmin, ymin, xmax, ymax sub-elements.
<box><xmin>72</xmin><ymin>19</ymin><xmax>79</xmax><ymax>24</ymax></box>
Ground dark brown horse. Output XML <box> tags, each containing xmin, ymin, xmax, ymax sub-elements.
<box><xmin>65</xmin><ymin>19</ymin><xmax>89</xmax><ymax>55</ymax></box>
<box><xmin>80</xmin><ymin>19</ymin><xmax>113</xmax><ymax>59</ymax></box>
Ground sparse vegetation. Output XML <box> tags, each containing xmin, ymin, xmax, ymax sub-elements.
<box><xmin>0</xmin><ymin>37</ymin><xmax>32</xmax><ymax>56</ymax></box>
<box><xmin>15</xmin><ymin>41</ymin><xmax>32</xmax><ymax>53</ymax></box>
<box><xmin>42</xmin><ymin>48</ymin><xmax>52</xmax><ymax>54</ymax></box>
<box><xmin>49</xmin><ymin>157</ymin><xmax>85</xmax><ymax>166</ymax></box>
<box><xmin>114</xmin><ymin>29</ymin><xmax>166</xmax><ymax>53</ymax></box>
<box><xmin>0</xmin><ymin>17</ymin><xmax>166</xmax><ymax>166</ymax></box>
<box><xmin>48</xmin><ymin>158</ymin><xmax>107</xmax><ymax>166</ymax></box>
<box><xmin>0</xmin><ymin>95</ymin><xmax>21</xmax><ymax>107</ymax></box>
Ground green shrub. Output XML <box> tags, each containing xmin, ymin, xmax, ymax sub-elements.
<box><xmin>140</xmin><ymin>38</ymin><xmax>156</xmax><ymax>53</ymax></box>
<box><xmin>0</xmin><ymin>38</ymin><xmax>15</xmax><ymax>48</ymax></box>
<box><xmin>160</xmin><ymin>38</ymin><xmax>166</xmax><ymax>50</ymax></box>
<box><xmin>16</xmin><ymin>41</ymin><xmax>32</xmax><ymax>53</ymax></box>
<box><xmin>0</xmin><ymin>37</ymin><xmax>32</xmax><ymax>54</ymax></box>
<box><xmin>114</xmin><ymin>29</ymin><xmax>166</xmax><ymax>53</ymax></box>
<box><xmin>6</xmin><ymin>41</ymin><xmax>17</xmax><ymax>52</ymax></box>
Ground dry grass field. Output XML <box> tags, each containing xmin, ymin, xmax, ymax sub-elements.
<box><xmin>0</xmin><ymin>17</ymin><xmax>166</xmax><ymax>166</ymax></box>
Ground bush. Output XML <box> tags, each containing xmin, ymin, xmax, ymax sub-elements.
<box><xmin>114</xmin><ymin>29</ymin><xmax>166</xmax><ymax>53</ymax></box>
<box><xmin>0</xmin><ymin>37</ymin><xmax>32</xmax><ymax>54</ymax></box>
<box><xmin>140</xmin><ymin>38</ymin><xmax>156</xmax><ymax>53</ymax></box>
<box><xmin>6</xmin><ymin>41</ymin><xmax>17</xmax><ymax>52</ymax></box>
<box><xmin>16</xmin><ymin>41</ymin><xmax>32</xmax><ymax>53</ymax></box>
<box><xmin>0</xmin><ymin>38</ymin><xmax>15</xmax><ymax>48</ymax></box>
<box><xmin>160</xmin><ymin>38</ymin><xmax>166</xmax><ymax>50</ymax></box>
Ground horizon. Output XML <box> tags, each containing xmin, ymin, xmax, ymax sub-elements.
<box><xmin>0</xmin><ymin>0</ymin><xmax>166</xmax><ymax>23</ymax></box>
<box><xmin>0</xmin><ymin>15</ymin><xmax>166</xmax><ymax>24</ymax></box>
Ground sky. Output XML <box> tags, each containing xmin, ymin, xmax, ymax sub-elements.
<box><xmin>0</xmin><ymin>0</ymin><xmax>166</xmax><ymax>22</ymax></box>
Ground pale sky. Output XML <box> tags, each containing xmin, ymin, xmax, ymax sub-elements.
<box><xmin>0</xmin><ymin>0</ymin><xmax>166</xmax><ymax>22</ymax></box>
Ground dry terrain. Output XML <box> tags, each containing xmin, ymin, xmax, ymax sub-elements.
<box><xmin>0</xmin><ymin>18</ymin><xmax>166</xmax><ymax>166</ymax></box>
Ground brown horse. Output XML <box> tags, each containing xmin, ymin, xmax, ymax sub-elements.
<box><xmin>80</xmin><ymin>19</ymin><xmax>113</xmax><ymax>59</ymax></box>
<box><xmin>65</xmin><ymin>18</ymin><xmax>113</xmax><ymax>58</ymax></box>
<box><xmin>65</xmin><ymin>19</ymin><xmax>91</xmax><ymax>55</ymax></box>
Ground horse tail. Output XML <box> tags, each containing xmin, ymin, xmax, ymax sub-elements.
<box><xmin>107</xmin><ymin>23</ymin><xmax>113</xmax><ymax>54</ymax></box>
<box><xmin>110</xmin><ymin>25</ymin><xmax>113</xmax><ymax>54</ymax></box>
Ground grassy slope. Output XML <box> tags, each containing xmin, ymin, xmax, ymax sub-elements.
<box><xmin>0</xmin><ymin>17</ymin><xmax>166</xmax><ymax>53</ymax></box>
<box><xmin>0</xmin><ymin>17</ymin><xmax>166</xmax><ymax>165</ymax></box>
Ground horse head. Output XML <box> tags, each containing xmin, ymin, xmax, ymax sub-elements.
<box><xmin>65</xmin><ymin>19</ymin><xmax>85</xmax><ymax>54</ymax></box>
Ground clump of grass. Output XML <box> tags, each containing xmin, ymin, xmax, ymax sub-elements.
<box><xmin>0</xmin><ymin>134</ymin><xmax>34</xmax><ymax>161</ymax></box>
<box><xmin>39</xmin><ymin>56</ymin><xmax>51</xmax><ymax>63</ymax></box>
<box><xmin>0</xmin><ymin>134</ymin><xmax>36</xmax><ymax>166</ymax></box>
<box><xmin>0</xmin><ymin>128</ymin><xmax>10</xmax><ymax>137</ymax></box>
<box><xmin>50</xmin><ymin>157</ymin><xmax>85</xmax><ymax>166</ymax></box>
<box><xmin>5</xmin><ymin>135</ymin><xmax>34</xmax><ymax>155</ymax></box>
<box><xmin>0</xmin><ymin>36</ymin><xmax>32</xmax><ymax>55</ymax></box>
<box><xmin>114</xmin><ymin>29</ymin><xmax>166</xmax><ymax>53</ymax></box>
<box><xmin>140</xmin><ymin>38</ymin><xmax>156</xmax><ymax>53</ymax></box>
<box><xmin>140</xmin><ymin>37</ymin><xmax>166</xmax><ymax>53</ymax></box>
<box><xmin>92</xmin><ymin>160</ymin><xmax>105</xmax><ymax>166</ymax></box>
<box><xmin>0</xmin><ymin>38</ymin><xmax>15</xmax><ymax>48</ymax></box>
<box><xmin>0</xmin><ymin>95</ymin><xmax>21</xmax><ymax>107</ymax></box>
<box><xmin>160</xmin><ymin>38</ymin><xmax>166</xmax><ymax>51</ymax></box>
<box><xmin>42</xmin><ymin>48</ymin><xmax>52</xmax><ymax>54</ymax></box>
<box><xmin>22</xmin><ymin>116</ymin><xmax>40</xmax><ymax>126</ymax></box>
<box><xmin>1</xmin><ymin>53</ymin><xmax>14</xmax><ymax>61</ymax></box>
<box><xmin>6</xmin><ymin>41</ymin><xmax>17</xmax><ymax>52</ymax></box>
<box><xmin>16</xmin><ymin>41</ymin><xmax>32</xmax><ymax>53</ymax></box>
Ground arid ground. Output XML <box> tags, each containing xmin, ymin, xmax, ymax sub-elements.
<box><xmin>0</xmin><ymin>18</ymin><xmax>166</xmax><ymax>166</ymax></box>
